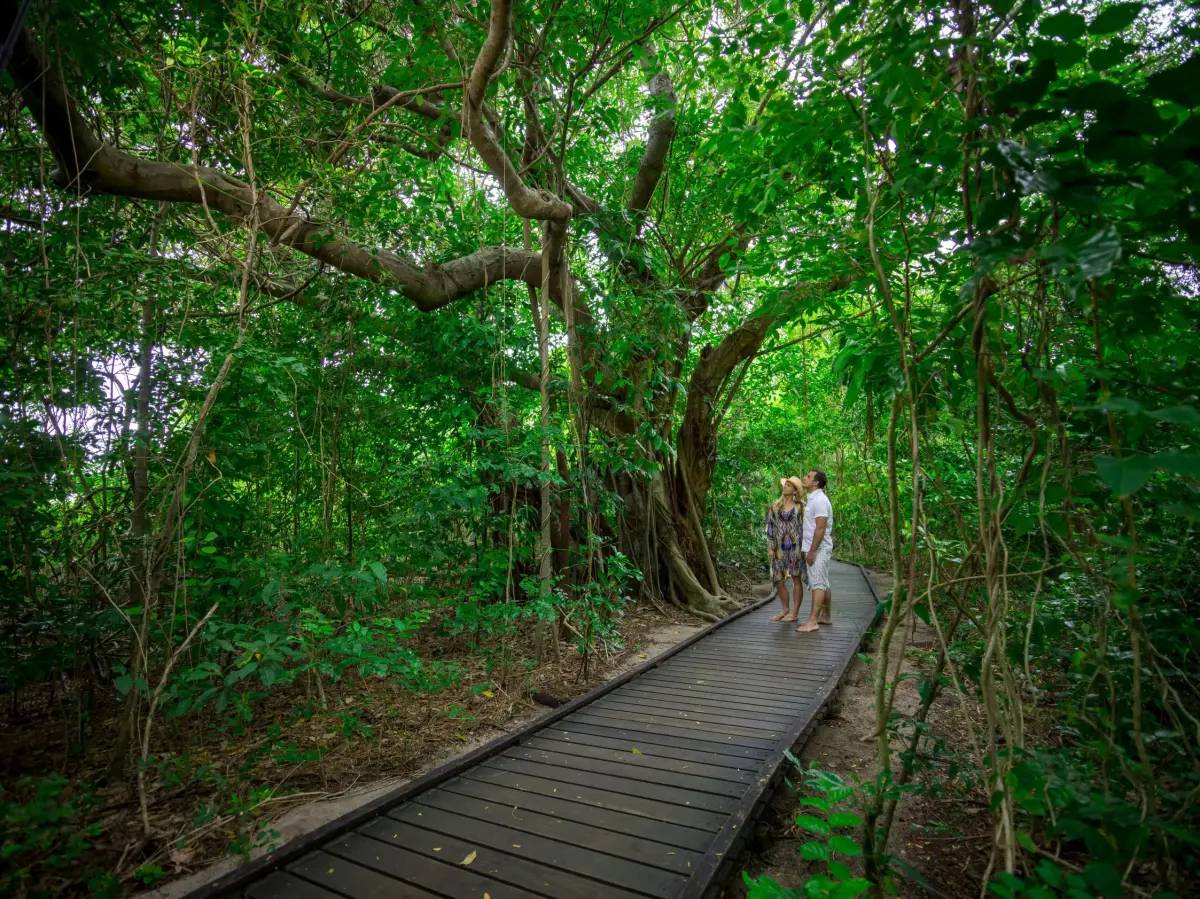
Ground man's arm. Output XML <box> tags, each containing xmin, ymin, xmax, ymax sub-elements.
<box><xmin>807</xmin><ymin>517</ymin><xmax>827</xmax><ymax>565</ymax></box>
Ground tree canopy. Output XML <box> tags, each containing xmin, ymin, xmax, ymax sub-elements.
<box><xmin>1</xmin><ymin>0</ymin><xmax>1199</xmax><ymax>895</ymax></box>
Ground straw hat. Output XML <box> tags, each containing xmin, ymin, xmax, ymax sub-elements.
<box><xmin>780</xmin><ymin>475</ymin><xmax>805</xmax><ymax>497</ymax></box>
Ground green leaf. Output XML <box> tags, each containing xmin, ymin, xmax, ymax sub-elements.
<box><xmin>1074</xmin><ymin>227</ymin><xmax>1122</xmax><ymax>280</ymax></box>
<box><xmin>368</xmin><ymin>561</ymin><xmax>388</xmax><ymax>583</ymax></box>
<box><xmin>1156</xmin><ymin>451</ymin><xmax>1200</xmax><ymax>478</ymax></box>
<box><xmin>114</xmin><ymin>675</ymin><xmax>134</xmax><ymax>695</ymax></box>
<box><xmin>1082</xmin><ymin>862</ymin><xmax>1123</xmax><ymax>899</ymax></box>
<box><xmin>828</xmin><ymin>860</ymin><xmax>852</xmax><ymax>880</ymax></box>
<box><xmin>1150</xmin><ymin>406</ymin><xmax>1200</xmax><ymax>427</ymax></box>
<box><xmin>1146</xmin><ymin>54</ymin><xmax>1200</xmax><ymax>107</ymax></box>
<box><xmin>828</xmin><ymin>834</ymin><xmax>862</xmax><ymax>855</ymax></box>
<box><xmin>795</xmin><ymin>814</ymin><xmax>830</xmax><ymax>835</ymax></box>
<box><xmin>832</xmin><ymin>880</ymin><xmax>871</xmax><ymax>898</ymax></box>
<box><xmin>1089</xmin><ymin>40</ymin><xmax>1135</xmax><ymax>71</ymax></box>
<box><xmin>800</xmin><ymin>840</ymin><xmax>829</xmax><ymax>860</ymax></box>
<box><xmin>827</xmin><ymin>812</ymin><xmax>863</xmax><ymax>827</ymax></box>
<box><xmin>1094</xmin><ymin>454</ymin><xmax>1153</xmax><ymax>496</ymax></box>
<box><xmin>1090</xmin><ymin>3</ymin><xmax>1143</xmax><ymax>35</ymax></box>
<box><xmin>1039</xmin><ymin>11</ymin><xmax>1086</xmax><ymax>39</ymax></box>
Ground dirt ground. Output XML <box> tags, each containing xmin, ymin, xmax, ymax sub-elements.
<box><xmin>132</xmin><ymin>599</ymin><xmax>712</xmax><ymax>898</ymax></box>
<box><xmin>6</xmin><ymin>566</ymin><xmax>994</xmax><ymax>898</ymax></box>
<box><xmin>722</xmin><ymin>570</ymin><xmax>995</xmax><ymax>898</ymax></box>
<box><xmin>0</xmin><ymin>585</ymin><xmax>724</xmax><ymax>899</ymax></box>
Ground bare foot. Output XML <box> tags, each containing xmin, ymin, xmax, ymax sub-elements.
<box><xmin>818</xmin><ymin>615</ymin><xmax>832</xmax><ymax>625</ymax></box>
<box><xmin>781</xmin><ymin>613</ymin><xmax>799</xmax><ymax>622</ymax></box>
<box><xmin>795</xmin><ymin>621</ymin><xmax>819</xmax><ymax>633</ymax></box>
<box><xmin>770</xmin><ymin>611</ymin><xmax>790</xmax><ymax>622</ymax></box>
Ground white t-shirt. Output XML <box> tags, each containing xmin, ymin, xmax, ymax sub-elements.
<box><xmin>802</xmin><ymin>489</ymin><xmax>833</xmax><ymax>553</ymax></box>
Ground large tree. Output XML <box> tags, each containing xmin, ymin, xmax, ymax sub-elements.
<box><xmin>2</xmin><ymin>0</ymin><xmax>848</xmax><ymax>618</ymax></box>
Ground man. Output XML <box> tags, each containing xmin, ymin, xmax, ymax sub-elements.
<box><xmin>796</xmin><ymin>469</ymin><xmax>833</xmax><ymax>633</ymax></box>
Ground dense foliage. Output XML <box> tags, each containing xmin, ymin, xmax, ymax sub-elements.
<box><xmin>1</xmin><ymin>0</ymin><xmax>1197</xmax><ymax>895</ymax></box>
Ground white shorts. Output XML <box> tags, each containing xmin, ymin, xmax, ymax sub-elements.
<box><xmin>807</xmin><ymin>547</ymin><xmax>832</xmax><ymax>591</ymax></box>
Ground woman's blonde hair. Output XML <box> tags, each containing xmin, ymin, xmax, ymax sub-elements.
<box><xmin>771</xmin><ymin>476</ymin><xmax>806</xmax><ymax>512</ymax></box>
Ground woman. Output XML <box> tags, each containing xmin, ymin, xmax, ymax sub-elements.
<box><xmin>766</xmin><ymin>476</ymin><xmax>806</xmax><ymax>622</ymax></box>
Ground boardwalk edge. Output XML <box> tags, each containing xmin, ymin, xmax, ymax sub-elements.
<box><xmin>180</xmin><ymin>587</ymin><xmax>778</xmax><ymax>899</ymax></box>
<box><xmin>684</xmin><ymin>560</ymin><xmax>885</xmax><ymax>899</ymax></box>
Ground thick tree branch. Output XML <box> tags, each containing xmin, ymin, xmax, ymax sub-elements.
<box><xmin>677</xmin><ymin>274</ymin><xmax>853</xmax><ymax>499</ymax></box>
<box><xmin>5</xmin><ymin>22</ymin><xmax>551</xmax><ymax>312</ymax></box>
<box><xmin>463</xmin><ymin>0</ymin><xmax>571</xmax><ymax>223</ymax></box>
<box><xmin>627</xmin><ymin>46</ymin><xmax>678</xmax><ymax>216</ymax></box>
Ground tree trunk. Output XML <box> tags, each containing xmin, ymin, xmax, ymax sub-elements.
<box><xmin>110</xmin><ymin>214</ymin><xmax>164</xmax><ymax>779</ymax></box>
<box><xmin>529</xmin><ymin>221</ymin><xmax>557</xmax><ymax>664</ymax></box>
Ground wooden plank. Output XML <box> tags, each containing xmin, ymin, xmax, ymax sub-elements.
<box><xmin>413</xmin><ymin>789</ymin><xmax>704</xmax><ymax>873</ymax></box>
<box><xmin>244</xmin><ymin>872</ymin><xmax>346</xmax><ymax>899</ymax></box>
<box><xmin>566</xmin><ymin>711</ymin><xmax>778</xmax><ymax>751</ymax></box>
<box><xmin>595</xmin><ymin>691</ymin><xmax>795</xmax><ymax>724</ymax></box>
<box><xmin>323</xmin><ymin>834</ymin><xmax>535</xmax><ymax>899</ymax></box>
<box><xmin>438</xmin><ymin>775</ymin><xmax>715</xmax><ymax>851</ymax></box>
<box><xmin>652</xmin><ymin>667</ymin><xmax>833</xmax><ymax>690</ymax></box>
<box><xmin>480</xmin><ymin>755</ymin><xmax>739</xmax><ymax>815</ymax></box>
<box><xmin>679</xmin><ymin>646</ymin><xmax>850</xmax><ymax>666</ymax></box>
<box><xmin>656</xmin><ymin>662</ymin><xmax>832</xmax><ymax>689</ymax></box>
<box><xmin>634</xmin><ymin>673</ymin><xmax>798</xmax><ymax>703</ymax></box>
<box><xmin>501</xmin><ymin>746</ymin><xmax>747</xmax><ymax>798</ymax></box>
<box><xmin>286</xmin><ymin>849</ymin><xmax>444</xmax><ymax>899</ymax></box>
<box><xmin>594</xmin><ymin>693</ymin><xmax>795</xmax><ymax>726</ymax></box>
<box><xmin>684</xmin><ymin>643</ymin><xmax>855</xmax><ymax>660</ymax></box>
<box><xmin>387</xmin><ymin>804</ymin><xmax>689</xmax><ymax>898</ymax></box>
<box><xmin>518</xmin><ymin>735</ymin><xmax>753</xmax><ymax>784</ymax></box>
<box><xmin>460</xmin><ymin>765</ymin><xmax>730</xmax><ymax>831</ymax></box>
<box><xmin>591</xmin><ymin>697</ymin><xmax>794</xmax><ymax>732</ymax></box>
<box><xmin>574</xmin><ymin>706</ymin><xmax>783</xmax><ymax>742</ymax></box>
<box><xmin>357</xmin><ymin>819</ymin><xmax>643</xmax><ymax>899</ymax></box>
<box><xmin>541</xmin><ymin>720</ymin><xmax>770</xmax><ymax>761</ymax></box>
<box><xmin>535</xmin><ymin>727</ymin><xmax>765</xmax><ymax>770</ymax></box>
<box><xmin>616</xmin><ymin>683</ymin><xmax>798</xmax><ymax>716</ymax></box>
<box><xmin>672</xmin><ymin>647</ymin><xmax>846</xmax><ymax>667</ymax></box>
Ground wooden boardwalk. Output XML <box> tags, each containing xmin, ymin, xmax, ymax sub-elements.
<box><xmin>188</xmin><ymin>561</ymin><xmax>879</xmax><ymax>899</ymax></box>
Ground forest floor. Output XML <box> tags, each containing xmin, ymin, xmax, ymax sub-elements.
<box><xmin>724</xmin><ymin>569</ymin><xmax>996</xmax><ymax>899</ymax></box>
<box><xmin>1</xmin><ymin>584</ymin><xmax>732</xmax><ymax>898</ymax></box>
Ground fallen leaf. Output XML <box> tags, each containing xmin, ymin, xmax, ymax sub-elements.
<box><xmin>327</xmin><ymin>868</ymin><xmax>334</xmax><ymax>874</ymax></box>
<box><xmin>433</xmin><ymin>847</ymin><xmax>441</xmax><ymax>852</ymax></box>
<box><xmin>631</xmin><ymin>748</ymin><xmax>642</xmax><ymax>755</ymax></box>
<box><xmin>512</xmin><ymin>844</ymin><xmax>521</xmax><ymax>848</ymax></box>
<box><xmin>461</xmin><ymin>850</ymin><xmax>477</xmax><ymax>866</ymax></box>
<box><xmin>482</xmin><ymin>689</ymin><xmax>494</xmax><ymax>698</ymax></box>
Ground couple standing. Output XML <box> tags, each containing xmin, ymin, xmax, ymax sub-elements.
<box><xmin>766</xmin><ymin>469</ymin><xmax>834</xmax><ymax>633</ymax></box>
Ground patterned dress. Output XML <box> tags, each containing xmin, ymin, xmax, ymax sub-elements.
<box><xmin>766</xmin><ymin>503</ymin><xmax>804</xmax><ymax>586</ymax></box>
